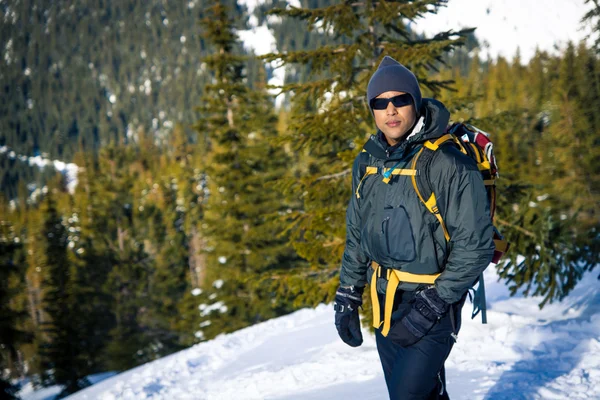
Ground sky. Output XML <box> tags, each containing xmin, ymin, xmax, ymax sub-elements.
<box><xmin>18</xmin><ymin>264</ymin><xmax>598</xmax><ymax>400</ymax></box>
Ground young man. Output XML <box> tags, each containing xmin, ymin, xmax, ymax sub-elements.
<box><xmin>334</xmin><ymin>56</ymin><xmax>495</xmax><ymax>399</ymax></box>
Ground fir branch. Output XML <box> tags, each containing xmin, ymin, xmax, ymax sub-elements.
<box><xmin>496</xmin><ymin>218</ymin><xmax>537</xmax><ymax>238</ymax></box>
<box><xmin>314</xmin><ymin>169</ymin><xmax>352</xmax><ymax>182</ymax></box>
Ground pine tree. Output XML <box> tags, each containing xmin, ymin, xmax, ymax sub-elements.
<box><xmin>0</xmin><ymin>197</ymin><xmax>30</xmax><ymax>399</ymax></box>
<box><xmin>190</xmin><ymin>3</ymin><xmax>297</xmax><ymax>341</ymax></box>
<box><xmin>38</xmin><ymin>186</ymin><xmax>92</xmax><ymax>396</ymax></box>
<box><xmin>141</xmin><ymin>178</ymin><xmax>190</xmax><ymax>354</ymax></box>
<box><xmin>67</xmin><ymin>152</ymin><xmax>117</xmax><ymax>376</ymax></box>
<box><xmin>497</xmin><ymin>42</ymin><xmax>600</xmax><ymax>306</ymax></box>
<box><xmin>436</xmin><ymin>45</ymin><xmax>600</xmax><ymax>307</ymax></box>
<box><xmin>260</xmin><ymin>1</ymin><xmax>474</xmax><ymax>309</ymax></box>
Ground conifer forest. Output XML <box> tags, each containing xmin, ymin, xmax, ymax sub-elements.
<box><xmin>1</xmin><ymin>0</ymin><xmax>599</xmax><ymax>398</ymax></box>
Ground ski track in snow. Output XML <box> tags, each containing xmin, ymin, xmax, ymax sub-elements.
<box><xmin>57</xmin><ymin>266</ymin><xmax>600</xmax><ymax>400</ymax></box>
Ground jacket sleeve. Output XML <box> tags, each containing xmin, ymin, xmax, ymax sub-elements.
<box><xmin>430</xmin><ymin>147</ymin><xmax>495</xmax><ymax>304</ymax></box>
<box><xmin>339</xmin><ymin>155</ymin><xmax>371</xmax><ymax>288</ymax></box>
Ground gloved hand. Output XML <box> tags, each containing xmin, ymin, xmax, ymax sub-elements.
<box><xmin>387</xmin><ymin>286</ymin><xmax>449</xmax><ymax>347</ymax></box>
<box><xmin>334</xmin><ymin>285</ymin><xmax>364</xmax><ymax>347</ymax></box>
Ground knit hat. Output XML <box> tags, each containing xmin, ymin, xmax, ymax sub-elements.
<box><xmin>366</xmin><ymin>56</ymin><xmax>422</xmax><ymax>114</ymax></box>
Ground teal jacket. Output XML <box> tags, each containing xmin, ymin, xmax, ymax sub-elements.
<box><xmin>339</xmin><ymin>98</ymin><xmax>495</xmax><ymax>304</ymax></box>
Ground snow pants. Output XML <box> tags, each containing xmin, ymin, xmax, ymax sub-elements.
<box><xmin>375</xmin><ymin>290</ymin><xmax>465</xmax><ymax>400</ymax></box>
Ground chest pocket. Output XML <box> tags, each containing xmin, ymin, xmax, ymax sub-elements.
<box><xmin>381</xmin><ymin>206</ymin><xmax>416</xmax><ymax>262</ymax></box>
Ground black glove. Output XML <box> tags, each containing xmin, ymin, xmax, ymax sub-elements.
<box><xmin>387</xmin><ymin>286</ymin><xmax>449</xmax><ymax>347</ymax></box>
<box><xmin>334</xmin><ymin>285</ymin><xmax>364</xmax><ymax>347</ymax></box>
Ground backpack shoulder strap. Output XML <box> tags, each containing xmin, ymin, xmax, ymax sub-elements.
<box><xmin>355</xmin><ymin>152</ymin><xmax>378</xmax><ymax>199</ymax></box>
<box><xmin>412</xmin><ymin>132</ymin><xmax>490</xmax><ymax>325</ymax></box>
<box><xmin>410</xmin><ymin>134</ymin><xmax>460</xmax><ymax>242</ymax></box>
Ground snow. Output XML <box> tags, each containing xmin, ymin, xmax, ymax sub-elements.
<box><xmin>46</xmin><ymin>265</ymin><xmax>600</xmax><ymax>400</ymax></box>
<box><xmin>198</xmin><ymin>301</ymin><xmax>228</xmax><ymax>317</ymax></box>
<box><xmin>415</xmin><ymin>0</ymin><xmax>592</xmax><ymax>63</ymax></box>
<box><xmin>236</xmin><ymin>0</ymin><xmax>290</xmax><ymax>106</ymax></box>
<box><xmin>18</xmin><ymin>372</ymin><xmax>117</xmax><ymax>400</ymax></box>
<box><xmin>0</xmin><ymin>145</ymin><xmax>80</xmax><ymax>194</ymax></box>
<box><xmin>213</xmin><ymin>279</ymin><xmax>224</xmax><ymax>289</ymax></box>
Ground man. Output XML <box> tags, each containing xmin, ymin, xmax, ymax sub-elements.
<box><xmin>334</xmin><ymin>56</ymin><xmax>495</xmax><ymax>399</ymax></box>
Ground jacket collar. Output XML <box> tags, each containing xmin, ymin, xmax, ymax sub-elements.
<box><xmin>363</xmin><ymin>98</ymin><xmax>450</xmax><ymax>161</ymax></box>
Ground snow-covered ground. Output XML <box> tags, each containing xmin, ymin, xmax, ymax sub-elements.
<box><xmin>30</xmin><ymin>265</ymin><xmax>596</xmax><ymax>400</ymax></box>
<box><xmin>17</xmin><ymin>373</ymin><xmax>117</xmax><ymax>400</ymax></box>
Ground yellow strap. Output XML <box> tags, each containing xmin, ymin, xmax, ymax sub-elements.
<box><xmin>425</xmin><ymin>193</ymin><xmax>450</xmax><ymax>241</ymax></box>
<box><xmin>494</xmin><ymin>238</ymin><xmax>509</xmax><ymax>253</ymax></box>
<box><xmin>394</xmin><ymin>269</ymin><xmax>440</xmax><ymax>284</ymax></box>
<box><xmin>371</xmin><ymin>263</ymin><xmax>382</xmax><ymax>330</ymax></box>
<box><xmin>424</xmin><ymin>134</ymin><xmax>453</xmax><ymax>151</ymax></box>
<box><xmin>370</xmin><ymin>261</ymin><xmax>441</xmax><ymax>336</ymax></box>
<box><xmin>385</xmin><ymin>168</ymin><xmax>417</xmax><ymax>176</ymax></box>
<box><xmin>382</xmin><ymin>168</ymin><xmax>418</xmax><ymax>184</ymax></box>
<box><xmin>356</xmin><ymin>167</ymin><xmax>378</xmax><ymax>199</ymax></box>
<box><xmin>478</xmin><ymin>161</ymin><xmax>491</xmax><ymax>171</ymax></box>
<box><xmin>483</xmin><ymin>179</ymin><xmax>496</xmax><ymax>186</ymax></box>
<box><xmin>410</xmin><ymin>147</ymin><xmax>426</xmax><ymax>203</ymax></box>
<box><xmin>381</xmin><ymin>272</ymin><xmax>400</xmax><ymax>336</ymax></box>
<box><xmin>434</xmin><ymin>212</ymin><xmax>450</xmax><ymax>242</ymax></box>
<box><xmin>424</xmin><ymin>192</ymin><xmax>438</xmax><ymax>213</ymax></box>
<box><xmin>410</xmin><ymin>146</ymin><xmax>451</xmax><ymax>241</ymax></box>
<box><xmin>470</xmin><ymin>143</ymin><xmax>482</xmax><ymax>164</ymax></box>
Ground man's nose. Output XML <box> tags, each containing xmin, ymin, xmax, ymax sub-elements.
<box><xmin>386</xmin><ymin>101</ymin><xmax>397</xmax><ymax>115</ymax></box>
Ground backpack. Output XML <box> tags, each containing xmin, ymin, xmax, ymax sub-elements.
<box><xmin>410</xmin><ymin>122</ymin><xmax>509</xmax><ymax>323</ymax></box>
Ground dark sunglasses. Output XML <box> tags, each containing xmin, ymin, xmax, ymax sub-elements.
<box><xmin>370</xmin><ymin>93</ymin><xmax>413</xmax><ymax>110</ymax></box>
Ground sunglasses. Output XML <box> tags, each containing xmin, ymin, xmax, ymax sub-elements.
<box><xmin>370</xmin><ymin>93</ymin><xmax>413</xmax><ymax>110</ymax></box>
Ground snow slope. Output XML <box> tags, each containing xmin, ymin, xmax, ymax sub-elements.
<box><xmin>61</xmin><ymin>266</ymin><xmax>600</xmax><ymax>400</ymax></box>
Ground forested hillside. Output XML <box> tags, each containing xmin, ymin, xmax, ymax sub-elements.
<box><xmin>0</xmin><ymin>0</ymin><xmax>248</xmax><ymax>198</ymax></box>
<box><xmin>1</xmin><ymin>1</ymin><xmax>599</xmax><ymax>399</ymax></box>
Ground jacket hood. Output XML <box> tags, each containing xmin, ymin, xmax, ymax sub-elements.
<box><xmin>363</xmin><ymin>98</ymin><xmax>450</xmax><ymax>161</ymax></box>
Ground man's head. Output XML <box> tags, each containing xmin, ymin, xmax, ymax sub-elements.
<box><xmin>367</xmin><ymin>56</ymin><xmax>422</xmax><ymax>145</ymax></box>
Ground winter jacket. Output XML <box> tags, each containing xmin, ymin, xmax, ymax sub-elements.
<box><xmin>339</xmin><ymin>98</ymin><xmax>495</xmax><ymax>304</ymax></box>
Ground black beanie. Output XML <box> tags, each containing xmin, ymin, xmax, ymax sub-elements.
<box><xmin>366</xmin><ymin>56</ymin><xmax>422</xmax><ymax>114</ymax></box>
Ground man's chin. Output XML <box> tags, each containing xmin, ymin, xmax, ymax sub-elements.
<box><xmin>383</xmin><ymin>131</ymin><xmax>409</xmax><ymax>144</ymax></box>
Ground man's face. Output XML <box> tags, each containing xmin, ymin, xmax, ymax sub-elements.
<box><xmin>372</xmin><ymin>91</ymin><xmax>417</xmax><ymax>146</ymax></box>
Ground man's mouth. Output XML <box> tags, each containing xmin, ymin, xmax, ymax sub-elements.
<box><xmin>386</xmin><ymin>121</ymin><xmax>401</xmax><ymax>127</ymax></box>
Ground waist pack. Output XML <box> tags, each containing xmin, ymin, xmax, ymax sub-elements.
<box><xmin>369</xmin><ymin>123</ymin><xmax>509</xmax><ymax>337</ymax></box>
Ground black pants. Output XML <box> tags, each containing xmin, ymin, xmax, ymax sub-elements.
<box><xmin>375</xmin><ymin>291</ymin><xmax>464</xmax><ymax>400</ymax></box>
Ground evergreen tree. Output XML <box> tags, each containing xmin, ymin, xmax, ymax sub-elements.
<box><xmin>436</xmin><ymin>45</ymin><xmax>600</xmax><ymax>307</ymax></box>
<box><xmin>261</xmin><ymin>1</ymin><xmax>474</xmax><ymax>309</ymax></box>
<box><xmin>38</xmin><ymin>187</ymin><xmax>91</xmax><ymax>396</ymax></box>
<box><xmin>191</xmin><ymin>3</ymin><xmax>297</xmax><ymax>341</ymax></box>
<box><xmin>67</xmin><ymin>152</ymin><xmax>116</xmax><ymax>376</ymax></box>
<box><xmin>141</xmin><ymin>178</ymin><xmax>190</xmax><ymax>354</ymax></box>
<box><xmin>0</xmin><ymin>198</ymin><xmax>29</xmax><ymax>399</ymax></box>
